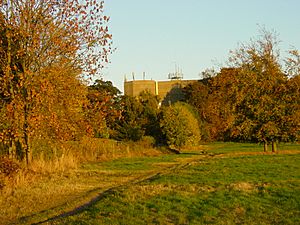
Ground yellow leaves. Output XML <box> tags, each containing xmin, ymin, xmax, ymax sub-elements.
<box><xmin>5</xmin><ymin>103</ymin><xmax>14</xmax><ymax>114</ymax></box>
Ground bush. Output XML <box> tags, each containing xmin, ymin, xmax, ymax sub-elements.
<box><xmin>160</xmin><ymin>102</ymin><xmax>201</xmax><ymax>148</ymax></box>
<box><xmin>0</xmin><ymin>157</ymin><xmax>20</xmax><ymax>189</ymax></box>
<box><xmin>0</xmin><ymin>157</ymin><xmax>20</xmax><ymax>177</ymax></box>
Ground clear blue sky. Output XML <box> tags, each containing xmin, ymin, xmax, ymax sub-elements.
<box><xmin>101</xmin><ymin>0</ymin><xmax>300</xmax><ymax>92</ymax></box>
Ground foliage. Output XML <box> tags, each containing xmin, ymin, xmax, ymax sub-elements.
<box><xmin>279</xmin><ymin>75</ymin><xmax>300</xmax><ymax>141</ymax></box>
<box><xmin>184</xmin><ymin>69</ymin><xmax>238</xmax><ymax>141</ymax></box>
<box><xmin>138</xmin><ymin>91</ymin><xmax>161</xmax><ymax>138</ymax></box>
<box><xmin>114</xmin><ymin>95</ymin><xmax>145</xmax><ymax>141</ymax></box>
<box><xmin>33</xmin><ymin>65</ymin><xmax>88</xmax><ymax>141</ymax></box>
<box><xmin>0</xmin><ymin>0</ymin><xmax>112</xmax><ymax>163</ymax></box>
<box><xmin>85</xmin><ymin>79</ymin><xmax>122</xmax><ymax>138</ymax></box>
<box><xmin>0</xmin><ymin>157</ymin><xmax>20</xmax><ymax>189</ymax></box>
<box><xmin>228</xmin><ymin>29</ymin><xmax>293</xmax><ymax>150</ymax></box>
<box><xmin>159</xmin><ymin>102</ymin><xmax>201</xmax><ymax>148</ymax></box>
<box><xmin>115</xmin><ymin>91</ymin><xmax>160</xmax><ymax>142</ymax></box>
<box><xmin>184</xmin><ymin>29</ymin><xmax>300</xmax><ymax>150</ymax></box>
<box><xmin>285</xmin><ymin>49</ymin><xmax>300</xmax><ymax>78</ymax></box>
<box><xmin>0</xmin><ymin>157</ymin><xmax>20</xmax><ymax>178</ymax></box>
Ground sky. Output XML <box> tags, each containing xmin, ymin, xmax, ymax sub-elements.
<box><xmin>100</xmin><ymin>0</ymin><xmax>300</xmax><ymax>92</ymax></box>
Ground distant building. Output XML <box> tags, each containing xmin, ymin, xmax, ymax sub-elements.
<box><xmin>124</xmin><ymin>78</ymin><xmax>198</xmax><ymax>105</ymax></box>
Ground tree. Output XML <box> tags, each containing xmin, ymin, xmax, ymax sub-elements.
<box><xmin>115</xmin><ymin>91</ymin><xmax>160</xmax><ymax>142</ymax></box>
<box><xmin>0</xmin><ymin>0</ymin><xmax>112</xmax><ymax>163</ymax></box>
<box><xmin>184</xmin><ymin>69</ymin><xmax>238</xmax><ymax>141</ymax></box>
<box><xmin>184</xmin><ymin>29</ymin><xmax>299</xmax><ymax>149</ymax></box>
<box><xmin>138</xmin><ymin>91</ymin><xmax>160</xmax><ymax>137</ymax></box>
<box><xmin>85</xmin><ymin>79</ymin><xmax>121</xmax><ymax>138</ymax></box>
<box><xmin>278</xmin><ymin>75</ymin><xmax>300</xmax><ymax>142</ymax></box>
<box><xmin>200</xmin><ymin>68</ymin><xmax>217</xmax><ymax>79</ymax></box>
<box><xmin>285</xmin><ymin>49</ymin><xmax>300</xmax><ymax>78</ymax></box>
<box><xmin>183</xmin><ymin>80</ymin><xmax>211</xmax><ymax>140</ymax></box>
<box><xmin>115</xmin><ymin>95</ymin><xmax>145</xmax><ymax>141</ymax></box>
<box><xmin>159</xmin><ymin>102</ymin><xmax>201</xmax><ymax>149</ymax></box>
<box><xmin>31</xmin><ymin>64</ymin><xmax>88</xmax><ymax>142</ymax></box>
<box><xmin>228</xmin><ymin>29</ymin><xmax>288</xmax><ymax>151</ymax></box>
<box><xmin>207</xmin><ymin>68</ymin><xmax>240</xmax><ymax>141</ymax></box>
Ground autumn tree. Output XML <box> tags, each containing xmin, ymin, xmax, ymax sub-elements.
<box><xmin>32</xmin><ymin>64</ymin><xmax>88</xmax><ymax>142</ymax></box>
<box><xmin>184</xmin><ymin>30</ymin><xmax>299</xmax><ymax>149</ymax></box>
<box><xmin>228</xmin><ymin>29</ymin><xmax>288</xmax><ymax>151</ymax></box>
<box><xmin>282</xmin><ymin>49</ymin><xmax>300</xmax><ymax>141</ymax></box>
<box><xmin>207</xmin><ymin>68</ymin><xmax>240</xmax><ymax>140</ymax></box>
<box><xmin>0</xmin><ymin>0</ymin><xmax>112</xmax><ymax>163</ymax></box>
<box><xmin>184</xmin><ymin>69</ymin><xmax>238</xmax><ymax>141</ymax></box>
<box><xmin>285</xmin><ymin>49</ymin><xmax>300</xmax><ymax>78</ymax></box>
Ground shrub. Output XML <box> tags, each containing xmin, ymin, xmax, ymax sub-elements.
<box><xmin>0</xmin><ymin>157</ymin><xmax>20</xmax><ymax>177</ymax></box>
<box><xmin>0</xmin><ymin>157</ymin><xmax>20</xmax><ymax>189</ymax></box>
<box><xmin>160</xmin><ymin>102</ymin><xmax>201</xmax><ymax>148</ymax></box>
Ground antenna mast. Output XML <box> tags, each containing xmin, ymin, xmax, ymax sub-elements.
<box><xmin>168</xmin><ymin>63</ymin><xmax>183</xmax><ymax>80</ymax></box>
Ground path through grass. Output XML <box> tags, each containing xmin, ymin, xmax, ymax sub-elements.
<box><xmin>49</xmin><ymin>143</ymin><xmax>300</xmax><ymax>225</ymax></box>
<box><xmin>1</xmin><ymin>142</ymin><xmax>299</xmax><ymax>224</ymax></box>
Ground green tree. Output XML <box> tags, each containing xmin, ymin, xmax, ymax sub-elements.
<box><xmin>183</xmin><ymin>79</ymin><xmax>211</xmax><ymax>140</ymax></box>
<box><xmin>115</xmin><ymin>91</ymin><xmax>160</xmax><ymax>141</ymax></box>
<box><xmin>85</xmin><ymin>79</ymin><xmax>121</xmax><ymax>138</ymax></box>
<box><xmin>160</xmin><ymin>102</ymin><xmax>201</xmax><ymax>149</ymax></box>
<box><xmin>115</xmin><ymin>95</ymin><xmax>145</xmax><ymax>141</ymax></box>
<box><xmin>138</xmin><ymin>91</ymin><xmax>160</xmax><ymax>137</ymax></box>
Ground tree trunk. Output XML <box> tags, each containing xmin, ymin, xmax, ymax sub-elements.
<box><xmin>271</xmin><ymin>141</ymin><xmax>276</xmax><ymax>153</ymax></box>
<box><xmin>263</xmin><ymin>139</ymin><xmax>268</xmax><ymax>152</ymax></box>
<box><xmin>23</xmin><ymin>98</ymin><xmax>31</xmax><ymax>165</ymax></box>
<box><xmin>22</xmin><ymin>62</ymin><xmax>31</xmax><ymax>165</ymax></box>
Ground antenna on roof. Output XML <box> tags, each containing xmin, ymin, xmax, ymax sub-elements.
<box><xmin>168</xmin><ymin>62</ymin><xmax>183</xmax><ymax>80</ymax></box>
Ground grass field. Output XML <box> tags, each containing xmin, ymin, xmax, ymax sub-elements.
<box><xmin>1</xmin><ymin>142</ymin><xmax>299</xmax><ymax>224</ymax></box>
<box><xmin>49</xmin><ymin>142</ymin><xmax>300</xmax><ymax>225</ymax></box>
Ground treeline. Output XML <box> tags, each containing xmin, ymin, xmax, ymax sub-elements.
<box><xmin>0</xmin><ymin>0</ymin><xmax>299</xmax><ymax>168</ymax></box>
<box><xmin>115</xmin><ymin>29</ymin><xmax>300</xmax><ymax>152</ymax></box>
<box><xmin>0</xmin><ymin>0</ymin><xmax>199</xmax><ymax>166</ymax></box>
<box><xmin>184</xmin><ymin>30</ymin><xmax>300</xmax><ymax>151</ymax></box>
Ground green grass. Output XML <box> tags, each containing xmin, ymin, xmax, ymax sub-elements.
<box><xmin>49</xmin><ymin>143</ymin><xmax>300</xmax><ymax>225</ymax></box>
<box><xmin>97</xmin><ymin>155</ymin><xmax>176</xmax><ymax>171</ymax></box>
<box><xmin>204</xmin><ymin>142</ymin><xmax>300</xmax><ymax>154</ymax></box>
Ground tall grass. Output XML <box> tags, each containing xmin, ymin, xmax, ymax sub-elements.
<box><xmin>0</xmin><ymin>136</ymin><xmax>162</xmax><ymax>192</ymax></box>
